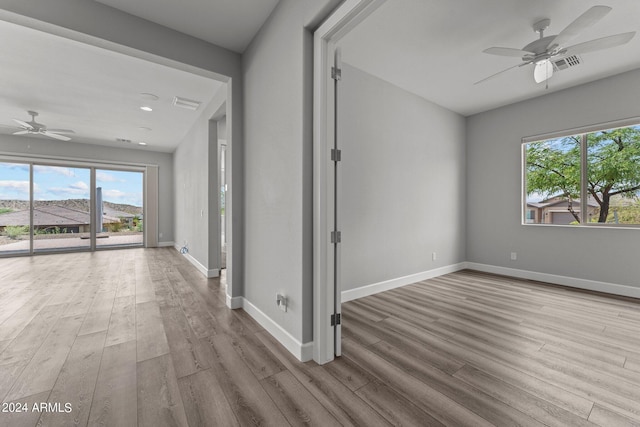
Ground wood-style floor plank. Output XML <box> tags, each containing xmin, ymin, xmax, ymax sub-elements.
<box><xmin>87</xmin><ymin>340</ymin><xmax>137</xmax><ymax>427</ymax></box>
<box><xmin>198</xmin><ymin>333</ymin><xmax>290</xmax><ymax>426</ymax></box>
<box><xmin>1</xmin><ymin>249</ymin><xmax>639</xmax><ymax>427</ymax></box>
<box><xmin>0</xmin><ymin>303</ymin><xmax>65</xmax><ymax>366</ymax></box>
<box><xmin>177</xmin><ymin>369</ymin><xmax>239</xmax><ymax>427</ymax></box>
<box><xmin>5</xmin><ymin>314</ymin><xmax>83</xmax><ymax>401</ymax></box>
<box><xmin>135</xmin><ymin>300</ymin><xmax>169</xmax><ymax>362</ymax></box>
<box><xmin>105</xmin><ymin>295</ymin><xmax>136</xmax><ymax>347</ymax></box>
<box><xmin>261</xmin><ymin>370</ymin><xmax>342</xmax><ymax>426</ymax></box>
<box><xmin>137</xmin><ymin>354</ymin><xmax>189</xmax><ymax>427</ymax></box>
<box><xmin>37</xmin><ymin>331</ymin><xmax>106</xmax><ymax>427</ymax></box>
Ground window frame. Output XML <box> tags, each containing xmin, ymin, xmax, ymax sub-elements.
<box><xmin>522</xmin><ymin>116</ymin><xmax>640</xmax><ymax>228</ymax></box>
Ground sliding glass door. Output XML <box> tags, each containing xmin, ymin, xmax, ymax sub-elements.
<box><xmin>33</xmin><ymin>165</ymin><xmax>91</xmax><ymax>253</ymax></box>
<box><xmin>0</xmin><ymin>162</ymin><xmax>31</xmax><ymax>255</ymax></box>
<box><xmin>0</xmin><ymin>160</ymin><xmax>144</xmax><ymax>256</ymax></box>
<box><xmin>95</xmin><ymin>169</ymin><xmax>144</xmax><ymax>248</ymax></box>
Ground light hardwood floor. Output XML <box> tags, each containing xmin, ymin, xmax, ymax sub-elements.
<box><xmin>1</xmin><ymin>248</ymin><xmax>639</xmax><ymax>426</ymax></box>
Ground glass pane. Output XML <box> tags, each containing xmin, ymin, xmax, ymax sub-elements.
<box><xmin>524</xmin><ymin>135</ymin><xmax>582</xmax><ymax>225</ymax></box>
<box><xmin>33</xmin><ymin>165</ymin><xmax>91</xmax><ymax>252</ymax></box>
<box><xmin>96</xmin><ymin>169</ymin><xmax>144</xmax><ymax>248</ymax></box>
<box><xmin>587</xmin><ymin>125</ymin><xmax>640</xmax><ymax>224</ymax></box>
<box><xmin>0</xmin><ymin>162</ymin><xmax>31</xmax><ymax>255</ymax></box>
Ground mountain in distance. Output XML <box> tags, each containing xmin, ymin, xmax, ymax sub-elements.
<box><xmin>0</xmin><ymin>199</ymin><xmax>142</xmax><ymax>215</ymax></box>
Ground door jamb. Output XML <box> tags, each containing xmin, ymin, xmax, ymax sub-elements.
<box><xmin>312</xmin><ymin>0</ymin><xmax>386</xmax><ymax>365</ymax></box>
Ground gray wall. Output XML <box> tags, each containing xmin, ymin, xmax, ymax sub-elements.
<box><xmin>173</xmin><ymin>87</ymin><xmax>225</xmax><ymax>272</ymax></box>
<box><xmin>467</xmin><ymin>69</ymin><xmax>640</xmax><ymax>289</ymax></box>
<box><xmin>338</xmin><ymin>64</ymin><xmax>467</xmax><ymax>290</ymax></box>
<box><xmin>242</xmin><ymin>0</ymin><xmax>342</xmax><ymax>344</ymax></box>
<box><xmin>0</xmin><ymin>134</ymin><xmax>174</xmax><ymax>243</ymax></box>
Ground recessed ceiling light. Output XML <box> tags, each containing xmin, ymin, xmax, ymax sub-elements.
<box><xmin>140</xmin><ymin>106</ymin><xmax>153</xmax><ymax>112</ymax></box>
<box><xmin>140</xmin><ymin>93</ymin><xmax>159</xmax><ymax>101</ymax></box>
<box><xmin>138</xmin><ymin>142</ymin><xmax>148</xmax><ymax>146</ymax></box>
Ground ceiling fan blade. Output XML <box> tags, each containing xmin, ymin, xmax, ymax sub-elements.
<box><xmin>550</xmin><ymin>5</ymin><xmax>611</xmax><ymax>48</ymax></box>
<box><xmin>42</xmin><ymin>131</ymin><xmax>71</xmax><ymax>141</ymax></box>
<box><xmin>534</xmin><ymin>60</ymin><xmax>554</xmax><ymax>83</ymax></box>
<box><xmin>563</xmin><ymin>32</ymin><xmax>636</xmax><ymax>55</ymax></box>
<box><xmin>46</xmin><ymin>129</ymin><xmax>76</xmax><ymax>134</ymax></box>
<box><xmin>13</xmin><ymin>119</ymin><xmax>33</xmax><ymax>130</ymax></box>
<box><xmin>13</xmin><ymin>130</ymin><xmax>29</xmax><ymax>135</ymax></box>
<box><xmin>483</xmin><ymin>47</ymin><xmax>534</xmax><ymax>57</ymax></box>
<box><xmin>474</xmin><ymin>62</ymin><xmax>530</xmax><ymax>85</ymax></box>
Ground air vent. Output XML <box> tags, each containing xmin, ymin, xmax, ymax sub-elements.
<box><xmin>116</xmin><ymin>138</ymin><xmax>132</xmax><ymax>143</ymax></box>
<box><xmin>552</xmin><ymin>55</ymin><xmax>582</xmax><ymax>71</ymax></box>
<box><xmin>172</xmin><ymin>96</ymin><xmax>201</xmax><ymax>111</ymax></box>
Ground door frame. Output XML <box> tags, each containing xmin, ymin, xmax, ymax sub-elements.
<box><xmin>312</xmin><ymin>0</ymin><xmax>386</xmax><ymax>365</ymax></box>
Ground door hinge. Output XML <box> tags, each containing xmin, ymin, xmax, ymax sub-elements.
<box><xmin>331</xmin><ymin>231</ymin><xmax>341</xmax><ymax>244</ymax></box>
<box><xmin>331</xmin><ymin>313</ymin><xmax>341</xmax><ymax>326</ymax></box>
<box><xmin>331</xmin><ymin>148</ymin><xmax>341</xmax><ymax>162</ymax></box>
<box><xmin>331</xmin><ymin>66</ymin><xmax>342</xmax><ymax>81</ymax></box>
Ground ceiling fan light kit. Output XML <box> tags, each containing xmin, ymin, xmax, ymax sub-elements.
<box><xmin>477</xmin><ymin>5</ymin><xmax>636</xmax><ymax>85</ymax></box>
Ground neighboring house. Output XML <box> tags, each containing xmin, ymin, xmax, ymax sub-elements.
<box><xmin>0</xmin><ymin>205</ymin><xmax>120</xmax><ymax>233</ymax></box>
<box><xmin>103</xmin><ymin>205</ymin><xmax>141</xmax><ymax>228</ymax></box>
<box><xmin>526</xmin><ymin>196</ymin><xmax>599</xmax><ymax>224</ymax></box>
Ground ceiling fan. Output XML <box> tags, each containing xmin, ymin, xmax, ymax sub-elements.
<box><xmin>11</xmin><ymin>111</ymin><xmax>75</xmax><ymax>141</ymax></box>
<box><xmin>476</xmin><ymin>5</ymin><xmax>636</xmax><ymax>85</ymax></box>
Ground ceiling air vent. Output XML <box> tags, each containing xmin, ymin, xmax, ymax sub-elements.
<box><xmin>172</xmin><ymin>96</ymin><xmax>201</xmax><ymax>111</ymax></box>
<box><xmin>552</xmin><ymin>55</ymin><xmax>582</xmax><ymax>72</ymax></box>
<box><xmin>116</xmin><ymin>138</ymin><xmax>132</xmax><ymax>143</ymax></box>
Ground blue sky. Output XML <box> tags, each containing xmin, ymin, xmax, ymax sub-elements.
<box><xmin>0</xmin><ymin>163</ymin><xmax>143</xmax><ymax>206</ymax></box>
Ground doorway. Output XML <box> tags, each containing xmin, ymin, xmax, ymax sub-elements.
<box><xmin>219</xmin><ymin>142</ymin><xmax>227</xmax><ymax>269</ymax></box>
<box><xmin>313</xmin><ymin>0</ymin><xmax>387</xmax><ymax>364</ymax></box>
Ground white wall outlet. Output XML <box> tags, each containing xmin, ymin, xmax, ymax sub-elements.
<box><xmin>159</xmin><ymin>232</ymin><xmax>163</xmax><ymax>238</ymax></box>
<box><xmin>276</xmin><ymin>293</ymin><xmax>287</xmax><ymax>312</ymax></box>
<box><xmin>432</xmin><ymin>252</ymin><xmax>437</xmax><ymax>261</ymax></box>
<box><xmin>510</xmin><ymin>252</ymin><xmax>517</xmax><ymax>260</ymax></box>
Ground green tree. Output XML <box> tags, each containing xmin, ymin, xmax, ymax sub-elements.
<box><xmin>526</xmin><ymin>136</ymin><xmax>582</xmax><ymax>222</ymax></box>
<box><xmin>526</xmin><ymin>126</ymin><xmax>640</xmax><ymax>223</ymax></box>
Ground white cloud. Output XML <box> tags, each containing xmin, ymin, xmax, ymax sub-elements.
<box><xmin>34</xmin><ymin>165</ymin><xmax>77</xmax><ymax>177</ymax></box>
<box><xmin>101</xmin><ymin>189</ymin><xmax>142</xmax><ymax>206</ymax></box>
<box><xmin>97</xmin><ymin>172</ymin><xmax>125</xmax><ymax>183</ymax></box>
<box><xmin>69</xmin><ymin>181</ymin><xmax>89</xmax><ymax>190</ymax></box>
<box><xmin>0</xmin><ymin>180</ymin><xmax>30</xmax><ymax>191</ymax></box>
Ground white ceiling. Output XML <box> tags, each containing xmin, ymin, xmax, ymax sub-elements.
<box><xmin>338</xmin><ymin>0</ymin><xmax>640</xmax><ymax>116</ymax></box>
<box><xmin>0</xmin><ymin>19</ymin><xmax>223</xmax><ymax>152</ymax></box>
<box><xmin>95</xmin><ymin>0</ymin><xmax>280</xmax><ymax>53</ymax></box>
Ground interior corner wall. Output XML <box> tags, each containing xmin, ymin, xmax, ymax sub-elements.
<box><xmin>0</xmin><ymin>135</ymin><xmax>174</xmax><ymax>244</ymax></box>
<box><xmin>338</xmin><ymin>63</ymin><xmax>467</xmax><ymax>292</ymax></box>
<box><xmin>242</xmin><ymin>0</ymin><xmax>341</xmax><ymax>348</ymax></box>
<box><xmin>466</xmin><ymin>68</ymin><xmax>640</xmax><ymax>290</ymax></box>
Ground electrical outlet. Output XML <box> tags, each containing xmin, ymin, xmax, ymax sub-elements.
<box><xmin>432</xmin><ymin>252</ymin><xmax>437</xmax><ymax>261</ymax></box>
<box><xmin>510</xmin><ymin>252</ymin><xmax>517</xmax><ymax>260</ymax></box>
<box><xmin>276</xmin><ymin>293</ymin><xmax>287</xmax><ymax>312</ymax></box>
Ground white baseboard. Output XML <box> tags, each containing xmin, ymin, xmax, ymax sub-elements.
<box><xmin>466</xmin><ymin>262</ymin><xmax>640</xmax><ymax>299</ymax></box>
<box><xmin>174</xmin><ymin>245</ymin><xmax>219</xmax><ymax>278</ymax></box>
<box><xmin>341</xmin><ymin>263</ymin><xmax>467</xmax><ymax>302</ymax></box>
<box><xmin>158</xmin><ymin>241</ymin><xmax>174</xmax><ymax>248</ymax></box>
<box><xmin>232</xmin><ymin>297</ymin><xmax>313</xmax><ymax>362</ymax></box>
<box><xmin>226</xmin><ymin>294</ymin><xmax>243</xmax><ymax>309</ymax></box>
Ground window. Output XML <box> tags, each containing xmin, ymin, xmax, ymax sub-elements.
<box><xmin>0</xmin><ymin>159</ymin><xmax>145</xmax><ymax>256</ymax></box>
<box><xmin>523</xmin><ymin>122</ymin><xmax>640</xmax><ymax>226</ymax></box>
